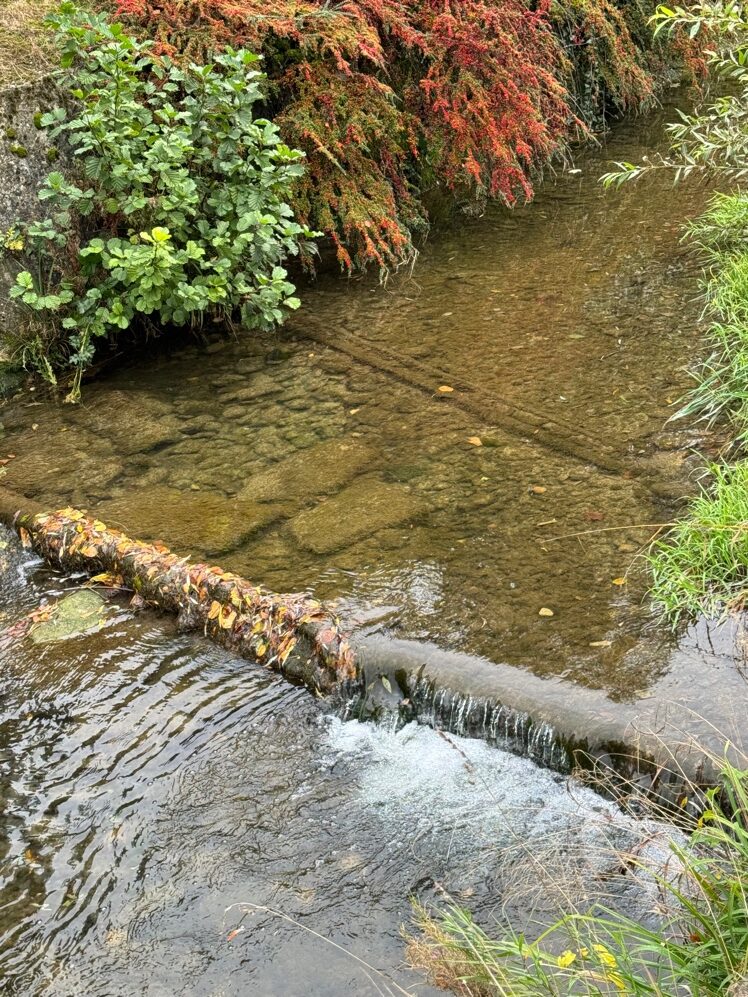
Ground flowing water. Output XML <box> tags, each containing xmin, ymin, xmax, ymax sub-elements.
<box><xmin>0</xmin><ymin>528</ymin><xmax>682</xmax><ymax>995</ymax></box>
<box><xmin>1</xmin><ymin>103</ymin><xmax>747</xmax><ymax>992</ymax></box>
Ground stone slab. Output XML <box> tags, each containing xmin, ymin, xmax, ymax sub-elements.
<box><xmin>99</xmin><ymin>486</ymin><xmax>282</xmax><ymax>557</ymax></box>
<box><xmin>289</xmin><ymin>477</ymin><xmax>428</xmax><ymax>555</ymax></box>
<box><xmin>239</xmin><ymin>437</ymin><xmax>377</xmax><ymax>506</ymax></box>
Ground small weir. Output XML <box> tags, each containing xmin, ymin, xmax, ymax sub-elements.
<box><xmin>0</xmin><ymin>528</ymin><xmax>688</xmax><ymax>995</ymax></box>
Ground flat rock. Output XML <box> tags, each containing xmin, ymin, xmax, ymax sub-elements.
<box><xmin>289</xmin><ymin>477</ymin><xmax>428</xmax><ymax>554</ymax></box>
<box><xmin>30</xmin><ymin>590</ymin><xmax>106</xmax><ymax>644</ymax></box>
<box><xmin>99</xmin><ymin>486</ymin><xmax>282</xmax><ymax>556</ymax></box>
<box><xmin>65</xmin><ymin>389</ymin><xmax>182</xmax><ymax>456</ymax></box>
<box><xmin>239</xmin><ymin>438</ymin><xmax>377</xmax><ymax>506</ymax></box>
<box><xmin>7</xmin><ymin>425</ymin><xmax>123</xmax><ymax>498</ymax></box>
<box><xmin>218</xmin><ymin>374</ymin><xmax>282</xmax><ymax>405</ymax></box>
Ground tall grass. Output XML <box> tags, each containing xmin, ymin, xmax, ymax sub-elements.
<box><xmin>650</xmin><ymin>192</ymin><xmax>748</xmax><ymax>621</ymax></box>
<box><xmin>678</xmin><ymin>192</ymin><xmax>748</xmax><ymax>431</ymax></box>
<box><xmin>649</xmin><ymin>462</ymin><xmax>748</xmax><ymax>622</ymax></box>
<box><xmin>408</xmin><ymin>761</ymin><xmax>748</xmax><ymax>996</ymax></box>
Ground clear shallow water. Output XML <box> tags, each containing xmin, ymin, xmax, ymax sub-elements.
<box><xmin>2</xmin><ymin>103</ymin><xmax>746</xmax><ymax>722</ymax></box>
<box><xmin>0</xmin><ymin>530</ymin><xmax>677</xmax><ymax>996</ymax></box>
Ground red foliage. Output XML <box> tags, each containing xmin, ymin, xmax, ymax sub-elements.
<box><xmin>112</xmin><ymin>0</ymin><xmax>689</xmax><ymax>269</ymax></box>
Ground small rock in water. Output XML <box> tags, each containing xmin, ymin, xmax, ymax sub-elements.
<box><xmin>30</xmin><ymin>590</ymin><xmax>107</xmax><ymax>644</ymax></box>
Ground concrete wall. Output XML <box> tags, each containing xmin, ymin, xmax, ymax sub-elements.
<box><xmin>0</xmin><ymin>75</ymin><xmax>65</xmax><ymax>390</ymax></box>
<box><xmin>0</xmin><ymin>75</ymin><xmax>65</xmax><ymax>336</ymax></box>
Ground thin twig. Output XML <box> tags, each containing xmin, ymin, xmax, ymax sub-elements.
<box><xmin>224</xmin><ymin>902</ymin><xmax>416</xmax><ymax>997</ymax></box>
<box><xmin>539</xmin><ymin>523</ymin><xmax>674</xmax><ymax>542</ymax></box>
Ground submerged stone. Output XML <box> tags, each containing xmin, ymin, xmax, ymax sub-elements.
<box><xmin>30</xmin><ymin>590</ymin><xmax>106</xmax><ymax>644</ymax></box>
<box><xmin>0</xmin><ymin>359</ymin><xmax>23</xmax><ymax>398</ymax></box>
<box><xmin>289</xmin><ymin>477</ymin><xmax>428</xmax><ymax>554</ymax></box>
<box><xmin>239</xmin><ymin>438</ymin><xmax>377</xmax><ymax>506</ymax></box>
<box><xmin>65</xmin><ymin>389</ymin><xmax>182</xmax><ymax>456</ymax></box>
<box><xmin>7</xmin><ymin>424</ymin><xmax>123</xmax><ymax>499</ymax></box>
<box><xmin>99</xmin><ymin>486</ymin><xmax>282</xmax><ymax>556</ymax></box>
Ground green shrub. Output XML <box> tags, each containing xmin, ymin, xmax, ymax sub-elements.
<box><xmin>4</xmin><ymin>3</ymin><xmax>316</xmax><ymax>399</ymax></box>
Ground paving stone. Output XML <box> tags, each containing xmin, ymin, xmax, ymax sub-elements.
<box><xmin>289</xmin><ymin>477</ymin><xmax>428</xmax><ymax>554</ymax></box>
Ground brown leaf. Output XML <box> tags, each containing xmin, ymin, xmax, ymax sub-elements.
<box><xmin>584</xmin><ymin>510</ymin><xmax>604</xmax><ymax>522</ymax></box>
<box><xmin>467</xmin><ymin>436</ymin><xmax>482</xmax><ymax>447</ymax></box>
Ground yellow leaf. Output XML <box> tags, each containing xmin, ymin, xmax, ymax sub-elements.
<box><xmin>538</xmin><ymin>607</ymin><xmax>554</xmax><ymax>617</ymax></box>
<box><xmin>256</xmin><ymin>641</ymin><xmax>267</xmax><ymax>656</ymax></box>
<box><xmin>530</xmin><ymin>485</ymin><xmax>546</xmax><ymax>494</ymax></box>
<box><xmin>219</xmin><ymin>608</ymin><xmax>237</xmax><ymax>629</ymax></box>
<box><xmin>208</xmin><ymin>600</ymin><xmax>221</xmax><ymax>620</ymax></box>
<box><xmin>438</xmin><ymin>385</ymin><xmax>454</xmax><ymax>393</ymax></box>
<box><xmin>611</xmin><ymin>577</ymin><xmax>627</xmax><ymax>586</ymax></box>
<box><xmin>230</xmin><ymin>588</ymin><xmax>242</xmax><ymax>608</ymax></box>
<box><xmin>251</xmin><ymin>619</ymin><xmax>264</xmax><ymax>634</ymax></box>
<box><xmin>467</xmin><ymin>437</ymin><xmax>482</xmax><ymax>446</ymax></box>
<box><xmin>557</xmin><ymin>951</ymin><xmax>576</xmax><ymax>969</ymax></box>
<box><xmin>90</xmin><ymin>572</ymin><xmax>121</xmax><ymax>586</ymax></box>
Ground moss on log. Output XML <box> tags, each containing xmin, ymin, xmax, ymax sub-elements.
<box><xmin>0</xmin><ymin>486</ymin><xmax>356</xmax><ymax>694</ymax></box>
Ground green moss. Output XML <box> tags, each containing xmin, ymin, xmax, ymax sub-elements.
<box><xmin>4</xmin><ymin>127</ymin><xmax>17</xmax><ymax>140</ymax></box>
<box><xmin>33</xmin><ymin>111</ymin><xmax>44</xmax><ymax>129</ymax></box>
<box><xmin>45</xmin><ymin>145</ymin><xmax>59</xmax><ymax>162</ymax></box>
<box><xmin>9</xmin><ymin>145</ymin><xmax>28</xmax><ymax>158</ymax></box>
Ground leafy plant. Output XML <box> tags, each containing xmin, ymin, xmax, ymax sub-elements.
<box><xmin>112</xmin><ymin>0</ymin><xmax>692</xmax><ymax>271</ymax></box>
<box><xmin>4</xmin><ymin>3</ymin><xmax>315</xmax><ymax>399</ymax></box>
<box><xmin>601</xmin><ymin>1</ymin><xmax>748</xmax><ymax>188</ymax></box>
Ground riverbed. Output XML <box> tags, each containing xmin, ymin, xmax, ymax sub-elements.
<box><xmin>0</xmin><ymin>100</ymin><xmax>746</xmax><ymax>993</ymax></box>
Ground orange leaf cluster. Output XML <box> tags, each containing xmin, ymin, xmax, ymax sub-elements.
<box><xmin>24</xmin><ymin>507</ymin><xmax>357</xmax><ymax>689</ymax></box>
<box><xmin>110</xmin><ymin>0</ymin><xmax>693</xmax><ymax>269</ymax></box>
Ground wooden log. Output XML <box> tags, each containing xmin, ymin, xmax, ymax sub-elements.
<box><xmin>0</xmin><ymin>486</ymin><xmax>357</xmax><ymax>695</ymax></box>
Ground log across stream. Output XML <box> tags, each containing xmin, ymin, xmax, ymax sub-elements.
<box><xmin>0</xmin><ymin>485</ymin><xmax>733</xmax><ymax>802</ymax></box>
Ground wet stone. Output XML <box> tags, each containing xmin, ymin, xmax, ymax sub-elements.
<box><xmin>217</xmin><ymin>375</ymin><xmax>282</xmax><ymax>405</ymax></box>
<box><xmin>65</xmin><ymin>389</ymin><xmax>182</xmax><ymax>457</ymax></box>
<box><xmin>238</xmin><ymin>437</ymin><xmax>377</xmax><ymax>506</ymax></box>
<box><xmin>289</xmin><ymin>477</ymin><xmax>429</xmax><ymax>555</ymax></box>
<box><xmin>99</xmin><ymin>486</ymin><xmax>283</xmax><ymax>557</ymax></box>
<box><xmin>30</xmin><ymin>590</ymin><xmax>107</xmax><ymax>644</ymax></box>
<box><xmin>7</xmin><ymin>425</ymin><xmax>123</xmax><ymax>499</ymax></box>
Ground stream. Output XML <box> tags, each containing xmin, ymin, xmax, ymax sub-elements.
<box><xmin>0</xmin><ymin>101</ymin><xmax>746</xmax><ymax>993</ymax></box>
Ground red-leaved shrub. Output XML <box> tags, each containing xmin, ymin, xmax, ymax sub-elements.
<box><xmin>112</xmin><ymin>0</ymin><xmax>698</xmax><ymax>269</ymax></box>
